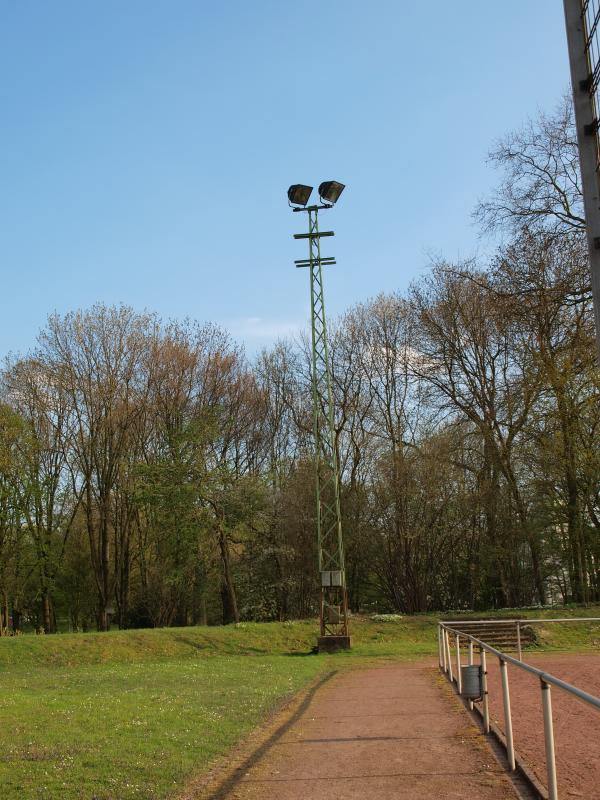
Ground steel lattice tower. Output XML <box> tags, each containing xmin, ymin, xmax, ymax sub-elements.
<box><xmin>293</xmin><ymin>201</ymin><xmax>350</xmax><ymax>651</ymax></box>
<box><xmin>564</xmin><ymin>0</ymin><xmax>600</xmax><ymax>363</ymax></box>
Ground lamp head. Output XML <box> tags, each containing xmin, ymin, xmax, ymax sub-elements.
<box><xmin>287</xmin><ymin>184</ymin><xmax>313</xmax><ymax>207</ymax></box>
<box><xmin>318</xmin><ymin>181</ymin><xmax>345</xmax><ymax>205</ymax></box>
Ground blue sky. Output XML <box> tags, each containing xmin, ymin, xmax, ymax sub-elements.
<box><xmin>0</xmin><ymin>1</ymin><xmax>570</xmax><ymax>356</ymax></box>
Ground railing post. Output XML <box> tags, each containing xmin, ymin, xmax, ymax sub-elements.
<box><xmin>442</xmin><ymin>628</ymin><xmax>448</xmax><ymax>673</ymax></box>
<box><xmin>455</xmin><ymin>634</ymin><xmax>462</xmax><ymax>694</ymax></box>
<box><xmin>445</xmin><ymin>628</ymin><xmax>453</xmax><ymax>683</ymax></box>
<box><xmin>441</xmin><ymin>626</ymin><xmax>448</xmax><ymax>672</ymax></box>
<box><xmin>438</xmin><ymin>625</ymin><xmax>442</xmax><ymax>668</ymax></box>
<box><xmin>541</xmin><ymin>679</ymin><xmax>559</xmax><ymax>800</ymax></box>
<box><xmin>481</xmin><ymin>647</ymin><xmax>490</xmax><ymax>733</ymax></box>
<box><xmin>441</xmin><ymin>627</ymin><xmax>445</xmax><ymax>671</ymax></box>
<box><xmin>516</xmin><ymin>621</ymin><xmax>522</xmax><ymax>662</ymax></box>
<box><xmin>500</xmin><ymin>658</ymin><xmax>516</xmax><ymax>770</ymax></box>
<box><xmin>468</xmin><ymin>640</ymin><xmax>474</xmax><ymax>709</ymax></box>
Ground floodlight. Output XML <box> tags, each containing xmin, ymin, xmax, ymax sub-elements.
<box><xmin>318</xmin><ymin>181</ymin><xmax>345</xmax><ymax>205</ymax></box>
<box><xmin>288</xmin><ymin>184</ymin><xmax>313</xmax><ymax>207</ymax></box>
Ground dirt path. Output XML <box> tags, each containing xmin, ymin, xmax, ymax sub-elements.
<box><xmin>191</xmin><ymin>662</ymin><xmax>521</xmax><ymax>800</ymax></box>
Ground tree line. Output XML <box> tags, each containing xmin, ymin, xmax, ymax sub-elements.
<box><xmin>0</xmin><ymin>97</ymin><xmax>599</xmax><ymax>633</ymax></box>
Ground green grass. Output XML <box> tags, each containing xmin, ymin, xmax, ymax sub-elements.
<box><xmin>0</xmin><ymin>616</ymin><xmax>439</xmax><ymax>669</ymax></box>
<box><xmin>2</xmin><ymin>655</ymin><xmax>324</xmax><ymax>800</ymax></box>
<box><xmin>526</xmin><ymin>618</ymin><xmax>600</xmax><ymax>652</ymax></box>
<box><xmin>0</xmin><ymin>616</ymin><xmax>439</xmax><ymax>800</ymax></box>
<box><xmin>1</xmin><ymin>608</ymin><xmax>599</xmax><ymax>800</ymax></box>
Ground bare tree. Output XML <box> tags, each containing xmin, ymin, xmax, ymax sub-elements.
<box><xmin>475</xmin><ymin>95</ymin><xmax>585</xmax><ymax>236</ymax></box>
<box><xmin>2</xmin><ymin>358</ymin><xmax>79</xmax><ymax>632</ymax></box>
<box><xmin>411</xmin><ymin>265</ymin><xmax>546</xmax><ymax>604</ymax></box>
<box><xmin>36</xmin><ymin>305</ymin><xmax>156</xmax><ymax>630</ymax></box>
<box><xmin>492</xmin><ymin>232</ymin><xmax>600</xmax><ymax>601</ymax></box>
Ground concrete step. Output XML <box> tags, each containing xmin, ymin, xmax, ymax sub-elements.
<box><xmin>442</xmin><ymin>620</ymin><xmax>537</xmax><ymax>650</ymax></box>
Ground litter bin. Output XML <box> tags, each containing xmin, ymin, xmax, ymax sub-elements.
<box><xmin>461</xmin><ymin>665</ymin><xmax>482</xmax><ymax>700</ymax></box>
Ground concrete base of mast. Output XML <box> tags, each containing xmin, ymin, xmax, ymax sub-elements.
<box><xmin>317</xmin><ymin>635</ymin><xmax>352</xmax><ymax>653</ymax></box>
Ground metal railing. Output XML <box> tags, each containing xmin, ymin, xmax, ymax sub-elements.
<box><xmin>438</xmin><ymin>618</ymin><xmax>600</xmax><ymax>800</ymax></box>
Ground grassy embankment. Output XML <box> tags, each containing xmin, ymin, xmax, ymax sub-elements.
<box><xmin>1</xmin><ymin>607</ymin><xmax>598</xmax><ymax>800</ymax></box>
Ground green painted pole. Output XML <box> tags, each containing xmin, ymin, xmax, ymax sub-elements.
<box><xmin>296</xmin><ymin>207</ymin><xmax>349</xmax><ymax>649</ymax></box>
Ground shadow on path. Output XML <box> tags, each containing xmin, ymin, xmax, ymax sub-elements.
<box><xmin>203</xmin><ymin>671</ymin><xmax>338</xmax><ymax>800</ymax></box>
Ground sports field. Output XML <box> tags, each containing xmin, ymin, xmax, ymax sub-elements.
<box><xmin>1</xmin><ymin>610</ymin><xmax>598</xmax><ymax>800</ymax></box>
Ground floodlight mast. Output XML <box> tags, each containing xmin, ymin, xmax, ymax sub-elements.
<box><xmin>289</xmin><ymin>181</ymin><xmax>350</xmax><ymax>652</ymax></box>
<box><xmin>563</xmin><ymin>0</ymin><xmax>600</xmax><ymax>364</ymax></box>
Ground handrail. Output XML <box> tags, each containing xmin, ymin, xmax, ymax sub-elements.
<box><xmin>438</xmin><ymin>618</ymin><xmax>600</xmax><ymax>800</ymax></box>
<box><xmin>512</xmin><ymin>617</ymin><xmax>600</xmax><ymax>625</ymax></box>
<box><xmin>440</xmin><ymin>616</ymin><xmax>600</xmax><ymax>625</ymax></box>
<box><xmin>439</xmin><ymin>622</ymin><xmax>600</xmax><ymax>711</ymax></box>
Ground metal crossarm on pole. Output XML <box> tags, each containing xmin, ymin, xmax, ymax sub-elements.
<box><xmin>292</xmin><ymin>205</ymin><xmax>350</xmax><ymax>651</ymax></box>
<box><xmin>293</xmin><ymin>231</ymin><xmax>335</xmax><ymax>239</ymax></box>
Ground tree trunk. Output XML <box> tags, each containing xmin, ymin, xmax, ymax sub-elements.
<box><xmin>41</xmin><ymin>582</ymin><xmax>54</xmax><ymax>634</ymax></box>
<box><xmin>558</xmin><ymin>406</ymin><xmax>586</xmax><ymax>603</ymax></box>
<box><xmin>97</xmin><ymin>602</ymin><xmax>109</xmax><ymax>632</ymax></box>
<box><xmin>218</xmin><ymin>526</ymin><xmax>239</xmax><ymax>624</ymax></box>
<box><xmin>117</xmin><ymin>531</ymin><xmax>131</xmax><ymax>629</ymax></box>
<box><xmin>1</xmin><ymin>590</ymin><xmax>8</xmax><ymax>635</ymax></box>
<box><xmin>101</xmin><ymin>512</ymin><xmax>110</xmax><ymax>631</ymax></box>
